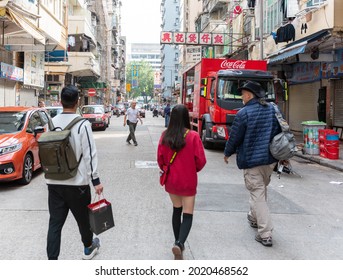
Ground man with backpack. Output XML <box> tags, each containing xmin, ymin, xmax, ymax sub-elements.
<box><xmin>223</xmin><ymin>81</ymin><xmax>281</xmax><ymax>247</ymax></box>
<box><xmin>44</xmin><ymin>85</ymin><xmax>104</xmax><ymax>260</ymax></box>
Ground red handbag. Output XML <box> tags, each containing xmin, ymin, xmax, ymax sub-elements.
<box><xmin>159</xmin><ymin>129</ymin><xmax>189</xmax><ymax>186</ymax></box>
<box><xmin>159</xmin><ymin>164</ymin><xmax>170</xmax><ymax>186</ymax></box>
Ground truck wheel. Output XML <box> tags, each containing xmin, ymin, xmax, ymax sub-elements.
<box><xmin>202</xmin><ymin>127</ymin><xmax>214</xmax><ymax>149</ymax></box>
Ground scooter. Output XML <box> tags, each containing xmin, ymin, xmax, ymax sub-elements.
<box><xmin>153</xmin><ymin>108</ymin><xmax>158</xmax><ymax>117</ymax></box>
<box><xmin>274</xmin><ymin>160</ymin><xmax>301</xmax><ymax>178</ymax></box>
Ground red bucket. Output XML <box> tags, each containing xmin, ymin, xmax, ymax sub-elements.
<box><xmin>326</xmin><ymin>146</ymin><xmax>339</xmax><ymax>160</ymax></box>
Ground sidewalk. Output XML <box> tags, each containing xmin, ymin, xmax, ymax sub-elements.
<box><xmin>293</xmin><ymin>131</ymin><xmax>343</xmax><ymax>172</ymax></box>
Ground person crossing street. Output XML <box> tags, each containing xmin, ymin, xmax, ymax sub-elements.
<box><xmin>124</xmin><ymin>100</ymin><xmax>143</xmax><ymax>146</ymax></box>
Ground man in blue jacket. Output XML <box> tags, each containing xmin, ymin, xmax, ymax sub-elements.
<box><xmin>224</xmin><ymin>81</ymin><xmax>281</xmax><ymax>247</ymax></box>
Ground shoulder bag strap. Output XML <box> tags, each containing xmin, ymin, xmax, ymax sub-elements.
<box><xmin>169</xmin><ymin>129</ymin><xmax>190</xmax><ymax>165</ymax></box>
<box><xmin>270</xmin><ymin>102</ymin><xmax>290</xmax><ymax>132</ymax></box>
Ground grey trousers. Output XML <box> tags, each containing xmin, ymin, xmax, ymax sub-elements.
<box><xmin>243</xmin><ymin>163</ymin><xmax>275</xmax><ymax>238</ymax></box>
<box><xmin>127</xmin><ymin>120</ymin><xmax>137</xmax><ymax>144</ymax></box>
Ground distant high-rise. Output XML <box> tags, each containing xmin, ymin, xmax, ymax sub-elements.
<box><xmin>160</xmin><ymin>0</ymin><xmax>180</xmax><ymax>99</ymax></box>
<box><xmin>128</xmin><ymin>43</ymin><xmax>161</xmax><ymax>72</ymax></box>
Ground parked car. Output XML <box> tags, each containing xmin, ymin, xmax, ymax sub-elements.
<box><xmin>0</xmin><ymin>106</ymin><xmax>50</xmax><ymax>184</ymax></box>
<box><xmin>45</xmin><ymin>106</ymin><xmax>81</xmax><ymax>119</ymax></box>
<box><xmin>81</xmin><ymin>105</ymin><xmax>110</xmax><ymax>130</ymax></box>
<box><xmin>44</xmin><ymin>106</ymin><xmax>63</xmax><ymax>118</ymax></box>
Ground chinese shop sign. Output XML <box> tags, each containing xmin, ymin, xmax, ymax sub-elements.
<box><xmin>160</xmin><ymin>32</ymin><xmax>226</xmax><ymax>45</ymax></box>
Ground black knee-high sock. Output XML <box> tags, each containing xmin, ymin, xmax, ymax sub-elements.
<box><xmin>178</xmin><ymin>213</ymin><xmax>193</xmax><ymax>246</ymax></box>
<box><xmin>172</xmin><ymin>206</ymin><xmax>183</xmax><ymax>241</ymax></box>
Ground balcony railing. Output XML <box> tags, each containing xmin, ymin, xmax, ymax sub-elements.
<box><xmin>68</xmin><ymin>15</ymin><xmax>96</xmax><ymax>44</ymax></box>
<box><xmin>67</xmin><ymin>52</ymin><xmax>100</xmax><ymax>77</ymax></box>
<box><xmin>205</xmin><ymin>0</ymin><xmax>230</xmax><ymax>13</ymax></box>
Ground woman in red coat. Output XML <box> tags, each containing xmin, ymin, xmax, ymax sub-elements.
<box><xmin>157</xmin><ymin>104</ymin><xmax>206</xmax><ymax>260</ymax></box>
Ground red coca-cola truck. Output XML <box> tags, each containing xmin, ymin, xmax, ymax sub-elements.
<box><xmin>181</xmin><ymin>58</ymin><xmax>278</xmax><ymax>148</ymax></box>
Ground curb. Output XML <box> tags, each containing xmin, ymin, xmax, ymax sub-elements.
<box><xmin>294</xmin><ymin>152</ymin><xmax>343</xmax><ymax>172</ymax></box>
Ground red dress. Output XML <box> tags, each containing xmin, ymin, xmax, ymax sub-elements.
<box><xmin>157</xmin><ymin>130</ymin><xmax>206</xmax><ymax>196</ymax></box>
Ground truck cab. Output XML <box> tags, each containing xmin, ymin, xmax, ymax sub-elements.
<box><xmin>181</xmin><ymin>59</ymin><xmax>280</xmax><ymax>149</ymax></box>
<box><xmin>201</xmin><ymin>70</ymin><xmax>276</xmax><ymax>148</ymax></box>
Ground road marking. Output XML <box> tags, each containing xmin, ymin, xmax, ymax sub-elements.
<box><xmin>135</xmin><ymin>160</ymin><xmax>159</xmax><ymax>168</ymax></box>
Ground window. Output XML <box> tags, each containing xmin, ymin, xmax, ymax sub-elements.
<box><xmin>265</xmin><ymin>0</ymin><xmax>283</xmax><ymax>35</ymax></box>
<box><xmin>307</xmin><ymin>0</ymin><xmax>326</xmax><ymax>6</ymax></box>
<box><xmin>28</xmin><ymin>112</ymin><xmax>44</xmax><ymax>132</ymax></box>
<box><xmin>217</xmin><ymin>79</ymin><xmax>241</xmax><ymax>100</ymax></box>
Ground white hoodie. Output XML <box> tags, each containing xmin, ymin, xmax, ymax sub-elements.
<box><xmin>45</xmin><ymin>113</ymin><xmax>101</xmax><ymax>187</ymax></box>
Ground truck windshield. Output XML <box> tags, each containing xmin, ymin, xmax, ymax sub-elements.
<box><xmin>216</xmin><ymin>78</ymin><xmax>275</xmax><ymax>101</ymax></box>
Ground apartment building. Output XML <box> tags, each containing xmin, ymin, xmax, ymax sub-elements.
<box><xmin>0</xmin><ymin>0</ymin><xmax>125</xmax><ymax>107</ymax></box>
<box><xmin>128</xmin><ymin>43</ymin><xmax>161</xmax><ymax>72</ymax></box>
<box><xmin>160</xmin><ymin>0</ymin><xmax>181</xmax><ymax>99</ymax></box>
<box><xmin>0</xmin><ymin>0</ymin><xmax>68</xmax><ymax>106</ymax></box>
<box><xmin>224</xmin><ymin>0</ymin><xmax>343</xmax><ymax>132</ymax></box>
<box><xmin>175</xmin><ymin>0</ymin><xmax>343</xmax><ymax>135</ymax></box>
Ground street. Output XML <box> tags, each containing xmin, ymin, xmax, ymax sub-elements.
<box><xmin>1</xmin><ymin>111</ymin><xmax>343</xmax><ymax>260</ymax></box>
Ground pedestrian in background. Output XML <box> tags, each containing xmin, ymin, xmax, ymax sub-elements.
<box><xmin>45</xmin><ymin>85</ymin><xmax>104</xmax><ymax>260</ymax></box>
<box><xmin>157</xmin><ymin>104</ymin><xmax>206</xmax><ymax>260</ymax></box>
<box><xmin>223</xmin><ymin>81</ymin><xmax>281</xmax><ymax>247</ymax></box>
<box><xmin>124</xmin><ymin>100</ymin><xmax>143</xmax><ymax>146</ymax></box>
<box><xmin>164</xmin><ymin>102</ymin><xmax>171</xmax><ymax>127</ymax></box>
<box><xmin>38</xmin><ymin>100</ymin><xmax>45</xmax><ymax>107</ymax></box>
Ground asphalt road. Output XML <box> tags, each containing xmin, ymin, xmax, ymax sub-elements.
<box><xmin>1</xmin><ymin>110</ymin><xmax>343</xmax><ymax>260</ymax></box>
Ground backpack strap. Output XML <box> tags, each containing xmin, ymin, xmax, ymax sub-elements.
<box><xmin>64</xmin><ymin>116</ymin><xmax>85</xmax><ymax>164</ymax></box>
<box><xmin>64</xmin><ymin>116</ymin><xmax>85</xmax><ymax>131</ymax></box>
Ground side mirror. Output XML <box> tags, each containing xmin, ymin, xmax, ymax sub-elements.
<box><xmin>34</xmin><ymin>126</ymin><xmax>45</xmax><ymax>136</ymax></box>
<box><xmin>201</xmin><ymin>78</ymin><xmax>207</xmax><ymax>86</ymax></box>
<box><xmin>200</xmin><ymin>87</ymin><xmax>207</xmax><ymax>98</ymax></box>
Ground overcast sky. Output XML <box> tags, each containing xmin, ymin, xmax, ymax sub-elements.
<box><xmin>121</xmin><ymin>0</ymin><xmax>161</xmax><ymax>44</ymax></box>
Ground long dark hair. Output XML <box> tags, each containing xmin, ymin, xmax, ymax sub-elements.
<box><xmin>162</xmin><ymin>104</ymin><xmax>191</xmax><ymax>151</ymax></box>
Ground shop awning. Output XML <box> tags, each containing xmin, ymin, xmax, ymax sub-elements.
<box><xmin>267</xmin><ymin>29</ymin><xmax>331</xmax><ymax>64</ymax></box>
<box><xmin>268</xmin><ymin>44</ymin><xmax>306</xmax><ymax>63</ymax></box>
<box><xmin>6</xmin><ymin>8</ymin><xmax>45</xmax><ymax>45</ymax></box>
<box><xmin>45</xmin><ymin>50</ymin><xmax>68</xmax><ymax>62</ymax></box>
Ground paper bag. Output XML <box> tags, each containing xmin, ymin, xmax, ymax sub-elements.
<box><xmin>88</xmin><ymin>198</ymin><xmax>115</xmax><ymax>235</ymax></box>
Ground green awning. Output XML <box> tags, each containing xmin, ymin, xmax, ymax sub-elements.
<box><xmin>79</xmin><ymin>82</ymin><xmax>107</xmax><ymax>89</ymax></box>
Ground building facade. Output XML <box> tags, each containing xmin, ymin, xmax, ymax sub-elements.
<box><xmin>0</xmin><ymin>0</ymin><xmax>68</xmax><ymax>107</ymax></box>
<box><xmin>160</xmin><ymin>0</ymin><xmax>181</xmax><ymax>99</ymax></box>
<box><xmin>0</xmin><ymin>0</ymin><xmax>125</xmax><ymax>107</ymax></box>
<box><xmin>172</xmin><ymin>0</ymin><xmax>343</xmax><ymax>136</ymax></box>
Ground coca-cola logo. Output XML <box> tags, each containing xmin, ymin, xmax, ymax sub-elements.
<box><xmin>221</xmin><ymin>60</ymin><xmax>247</xmax><ymax>69</ymax></box>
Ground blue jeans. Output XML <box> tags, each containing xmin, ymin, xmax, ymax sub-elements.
<box><xmin>165</xmin><ymin>114</ymin><xmax>170</xmax><ymax>127</ymax></box>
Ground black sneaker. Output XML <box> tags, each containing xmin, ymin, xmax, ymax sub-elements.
<box><xmin>255</xmin><ymin>234</ymin><xmax>273</xmax><ymax>247</ymax></box>
<box><xmin>247</xmin><ymin>213</ymin><xmax>258</xmax><ymax>228</ymax></box>
<box><xmin>82</xmin><ymin>237</ymin><xmax>100</xmax><ymax>260</ymax></box>
<box><xmin>133</xmin><ymin>142</ymin><xmax>138</xmax><ymax>146</ymax></box>
<box><xmin>126</xmin><ymin>140</ymin><xmax>131</xmax><ymax>145</ymax></box>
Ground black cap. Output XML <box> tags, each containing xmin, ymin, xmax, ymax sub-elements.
<box><xmin>237</xmin><ymin>81</ymin><xmax>266</xmax><ymax>98</ymax></box>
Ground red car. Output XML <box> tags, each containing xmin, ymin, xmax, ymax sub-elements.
<box><xmin>81</xmin><ymin>105</ymin><xmax>110</xmax><ymax>131</ymax></box>
<box><xmin>0</xmin><ymin>106</ymin><xmax>50</xmax><ymax>184</ymax></box>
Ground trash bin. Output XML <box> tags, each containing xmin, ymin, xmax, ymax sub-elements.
<box><xmin>301</xmin><ymin>121</ymin><xmax>326</xmax><ymax>155</ymax></box>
